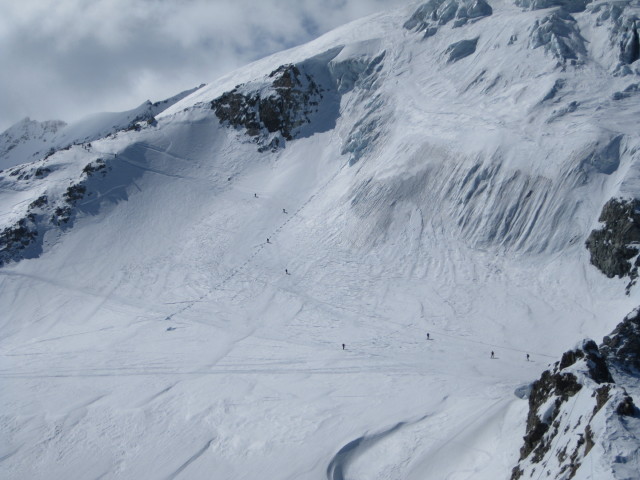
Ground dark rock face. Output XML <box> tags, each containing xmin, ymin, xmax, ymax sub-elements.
<box><xmin>0</xmin><ymin>217</ymin><xmax>39</xmax><ymax>266</ymax></box>
<box><xmin>51</xmin><ymin>206</ymin><xmax>72</xmax><ymax>226</ymax></box>
<box><xmin>445</xmin><ymin>38</ymin><xmax>479</xmax><ymax>62</ymax></box>
<box><xmin>64</xmin><ymin>184</ymin><xmax>87</xmax><ymax>203</ymax></box>
<box><xmin>403</xmin><ymin>0</ymin><xmax>492</xmax><ymax>34</ymax></box>
<box><xmin>559</xmin><ymin>340</ymin><xmax>614</xmax><ymax>384</ymax></box>
<box><xmin>0</xmin><ymin>155</ymin><xmax>115</xmax><ymax>268</ymax></box>
<box><xmin>620</xmin><ymin>22</ymin><xmax>640</xmax><ymax>64</ymax></box>
<box><xmin>211</xmin><ymin>47</ymin><xmax>381</xmax><ymax>160</ymax></box>
<box><xmin>519</xmin><ymin>369</ymin><xmax>582</xmax><ymax>463</ymax></box>
<box><xmin>1</xmin><ymin>181</ymin><xmax>87</xmax><ymax>265</ymax></box>
<box><xmin>29</xmin><ymin>195</ymin><xmax>48</xmax><ymax>209</ymax></box>
<box><xmin>82</xmin><ymin>159</ymin><xmax>107</xmax><ymax>177</ymax></box>
<box><xmin>601</xmin><ymin>308</ymin><xmax>640</xmax><ymax>375</ymax></box>
<box><xmin>585</xmin><ymin>198</ymin><xmax>640</xmax><ymax>289</ymax></box>
<box><xmin>617</xmin><ymin>395</ymin><xmax>637</xmax><ymax>416</ymax></box>
<box><xmin>512</xmin><ymin>316</ymin><xmax>640</xmax><ymax>480</ymax></box>
<box><xmin>211</xmin><ymin>64</ymin><xmax>325</xmax><ymax>149</ymax></box>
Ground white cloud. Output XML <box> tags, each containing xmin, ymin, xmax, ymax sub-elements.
<box><xmin>0</xmin><ymin>0</ymin><xmax>410</xmax><ymax>131</ymax></box>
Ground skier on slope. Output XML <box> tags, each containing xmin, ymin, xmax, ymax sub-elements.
<box><xmin>491</xmin><ymin>351</ymin><xmax>495</xmax><ymax>359</ymax></box>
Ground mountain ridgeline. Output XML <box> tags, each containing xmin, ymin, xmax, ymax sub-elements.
<box><xmin>2</xmin><ymin>0</ymin><xmax>640</xmax><ymax>265</ymax></box>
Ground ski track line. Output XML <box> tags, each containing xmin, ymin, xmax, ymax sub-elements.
<box><xmin>0</xmin><ymin>447</ymin><xmax>22</xmax><ymax>463</ymax></box>
<box><xmin>0</xmin><ymin>270</ymin><xmax>164</xmax><ymax>315</ymax></box>
<box><xmin>165</xmin><ymin>438</ymin><xmax>215</xmax><ymax>480</ymax></box>
<box><xmin>0</xmin><ymin>364</ymin><xmax>434</xmax><ymax>379</ymax></box>
<box><xmin>135</xmin><ymin>382</ymin><xmax>179</xmax><ymax>408</ymax></box>
<box><xmin>164</xmin><ymin>160</ymin><xmax>347</xmax><ymax>323</ymax></box>
<box><xmin>175</xmin><ymin>243</ymin><xmax>558</xmax><ymax>368</ymax></box>
<box><xmin>121</xmin><ymin>142</ymin><xmax>256</xmax><ymax>186</ymax></box>
<box><xmin>113</xmin><ymin>155</ymin><xmax>199</xmax><ymax>182</ymax></box>
<box><xmin>194</xmin><ymin>259</ymin><xmax>559</xmax><ymax>362</ymax></box>
<box><xmin>425</xmin><ymin>328</ymin><xmax>558</xmax><ymax>359</ymax></box>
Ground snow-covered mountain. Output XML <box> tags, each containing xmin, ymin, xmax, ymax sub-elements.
<box><xmin>2</xmin><ymin>0</ymin><xmax>640</xmax><ymax>479</ymax></box>
<box><xmin>0</xmin><ymin>118</ymin><xmax>67</xmax><ymax>171</ymax></box>
<box><xmin>0</xmin><ymin>85</ymin><xmax>204</xmax><ymax>171</ymax></box>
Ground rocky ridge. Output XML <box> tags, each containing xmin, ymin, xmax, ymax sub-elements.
<box><xmin>585</xmin><ymin>197</ymin><xmax>640</xmax><ymax>292</ymax></box>
<box><xmin>0</xmin><ymin>151</ymin><xmax>111</xmax><ymax>267</ymax></box>
<box><xmin>211</xmin><ymin>63</ymin><xmax>326</xmax><ymax>152</ymax></box>
<box><xmin>511</xmin><ymin>311</ymin><xmax>640</xmax><ymax>479</ymax></box>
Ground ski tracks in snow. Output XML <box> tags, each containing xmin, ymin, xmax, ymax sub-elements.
<box><xmin>164</xmin><ymin>438</ymin><xmax>215</xmax><ymax>480</ymax></box>
<box><xmin>163</xmin><ymin>159</ymin><xmax>347</xmax><ymax>326</ymax></box>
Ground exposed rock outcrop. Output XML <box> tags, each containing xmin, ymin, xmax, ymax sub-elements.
<box><xmin>0</xmin><ymin>155</ymin><xmax>113</xmax><ymax>267</ymax></box>
<box><xmin>212</xmin><ymin>64</ymin><xmax>323</xmax><ymax>142</ymax></box>
<box><xmin>210</xmin><ymin>56</ymin><xmax>340</xmax><ymax>152</ymax></box>
<box><xmin>601</xmin><ymin>307</ymin><xmax>640</xmax><ymax>375</ymax></box>
<box><xmin>585</xmin><ymin>197</ymin><xmax>640</xmax><ymax>291</ymax></box>
<box><xmin>0</xmin><ymin>216</ymin><xmax>39</xmax><ymax>266</ymax></box>
<box><xmin>211</xmin><ymin>47</ymin><xmax>387</xmax><ymax>162</ymax></box>
<box><xmin>511</xmin><ymin>315</ymin><xmax>640</xmax><ymax>480</ymax></box>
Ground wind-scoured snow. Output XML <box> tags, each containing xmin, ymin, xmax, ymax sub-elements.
<box><xmin>2</xmin><ymin>1</ymin><xmax>640</xmax><ymax>479</ymax></box>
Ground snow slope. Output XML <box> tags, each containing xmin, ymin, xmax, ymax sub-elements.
<box><xmin>2</xmin><ymin>1</ymin><xmax>640</xmax><ymax>479</ymax></box>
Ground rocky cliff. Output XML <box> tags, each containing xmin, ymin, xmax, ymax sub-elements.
<box><xmin>512</xmin><ymin>310</ymin><xmax>640</xmax><ymax>479</ymax></box>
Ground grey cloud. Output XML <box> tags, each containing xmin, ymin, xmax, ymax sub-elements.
<box><xmin>0</xmin><ymin>0</ymin><xmax>409</xmax><ymax>131</ymax></box>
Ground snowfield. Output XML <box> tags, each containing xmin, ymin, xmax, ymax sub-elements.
<box><xmin>2</xmin><ymin>0</ymin><xmax>640</xmax><ymax>479</ymax></box>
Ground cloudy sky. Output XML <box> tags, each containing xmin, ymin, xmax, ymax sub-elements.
<box><xmin>0</xmin><ymin>0</ymin><xmax>411</xmax><ymax>132</ymax></box>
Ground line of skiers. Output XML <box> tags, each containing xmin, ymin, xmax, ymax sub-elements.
<box><xmin>342</xmin><ymin>335</ymin><xmax>532</xmax><ymax>360</ymax></box>
<box><xmin>253</xmin><ymin>195</ymin><xmax>534</xmax><ymax>361</ymax></box>
<box><xmin>256</xmin><ymin>194</ymin><xmax>291</xmax><ymax>274</ymax></box>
